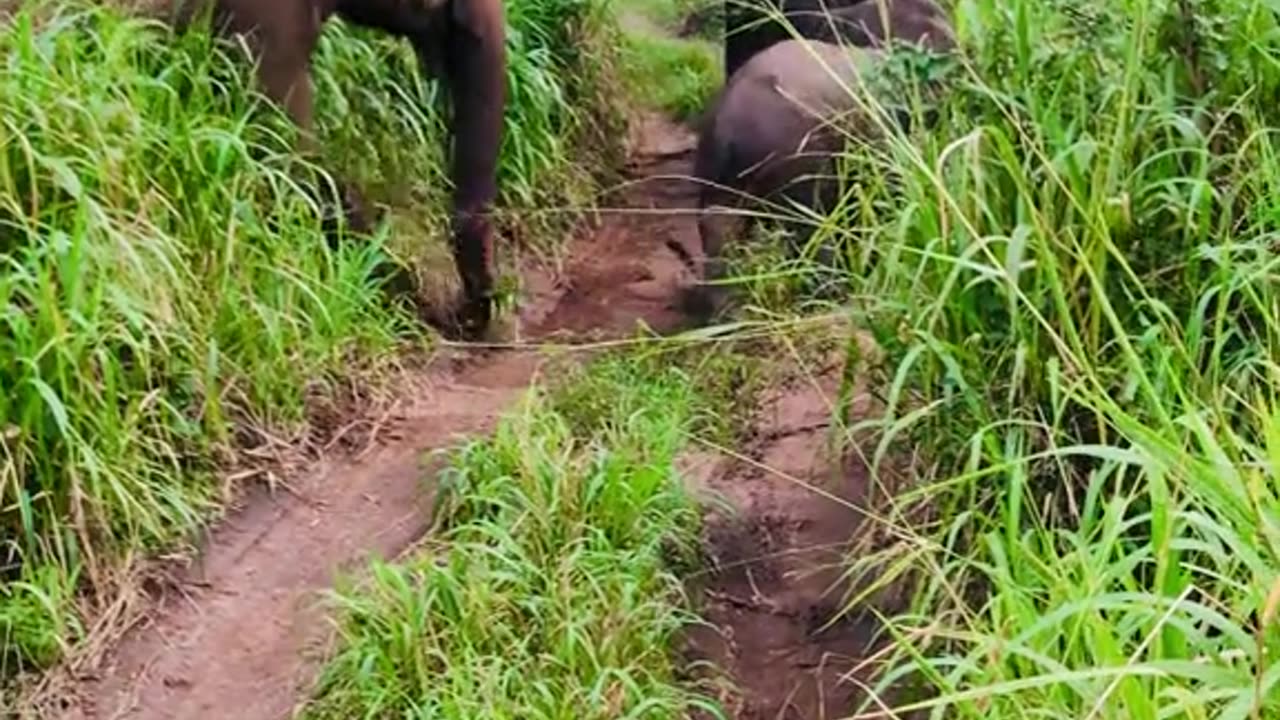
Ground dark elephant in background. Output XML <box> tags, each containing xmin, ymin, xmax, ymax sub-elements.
<box><xmin>683</xmin><ymin>39</ymin><xmax>882</xmax><ymax>320</ymax></box>
<box><xmin>723</xmin><ymin>0</ymin><xmax>952</xmax><ymax>78</ymax></box>
<box><xmin>175</xmin><ymin>0</ymin><xmax>507</xmax><ymax>338</ymax></box>
<box><xmin>684</xmin><ymin>0</ymin><xmax>954</xmax><ymax>320</ymax></box>
<box><xmin>723</xmin><ymin>0</ymin><xmax>852</xmax><ymax>79</ymax></box>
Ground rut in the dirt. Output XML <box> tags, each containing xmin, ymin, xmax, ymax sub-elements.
<box><xmin>43</xmin><ymin>111</ymin><xmax>701</xmax><ymax>720</ymax></box>
<box><xmin>682</xmin><ymin>355</ymin><xmax>887</xmax><ymax>720</ymax></box>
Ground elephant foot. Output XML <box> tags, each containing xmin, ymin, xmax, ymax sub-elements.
<box><xmin>678</xmin><ymin>282</ymin><xmax>732</xmax><ymax>325</ymax></box>
<box><xmin>414</xmin><ymin>289</ymin><xmax>493</xmax><ymax>342</ymax></box>
<box><xmin>448</xmin><ymin>291</ymin><xmax>493</xmax><ymax>340</ymax></box>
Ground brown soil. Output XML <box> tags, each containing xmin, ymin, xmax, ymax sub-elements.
<box><xmin>32</xmin><ymin>112</ymin><xmax>883</xmax><ymax>720</ymax></box>
<box><xmin>681</xmin><ymin>354</ymin><xmax>889</xmax><ymax>720</ymax></box>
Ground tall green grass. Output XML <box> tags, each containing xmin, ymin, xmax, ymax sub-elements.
<box><xmin>616</xmin><ymin>0</ymin><xmax>722</xmax><ymax>121</ymax></box>
<box><xmin>743</xmin><ymin>0</ymin><xmax>1280</xmax><ymax>715</ymax></box>
<box><xmin>301</xmin><ymin>354</ymin><xmax>727</xmax><ymax>719</ymax></box>
<box><xmin>0</xmin><ymin>0</ymin><xmax>626</xmax><ymax>676</ymax></box>
<box><xmin>621</xmin><ymin>31</ymin><xmax>722</xmax><ymax>122</ymax></box>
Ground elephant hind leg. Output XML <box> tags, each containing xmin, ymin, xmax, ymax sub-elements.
<box><xmin>680</xmin><ymin>185</ymin><xmax>749</xmax><ymax>323</ymax></box>
<box><xmin>255</xmin><ymin>38</ymin><xmax>317</xmax><ymax>142</ymax></box>
<box><xmin>249</xmin><ymin>19</ymin><xmax>383</xmax><ymax>244</ymax></box>
<box><xmin>769</xmin><ymin>151</ymin><xmax>846</xmax><ymax>265</ymax></box>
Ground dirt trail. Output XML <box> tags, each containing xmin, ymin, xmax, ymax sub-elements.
<box><xmin>43</xmin><ymin>109</ymin><xmax>883</xmax><ymax>720</ymax></box>
<box><xmin>682</xmin><ymin>358</ymin><xmax>885</xmax><ymax>720</ymax></box>
<box><xmin>47</xmin><ymin>112</ymin><xmax>702</xmax><ymax>720</ymax></box>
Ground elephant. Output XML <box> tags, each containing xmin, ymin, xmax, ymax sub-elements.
<box><xmin>174</xmin><ymin>0</ymin><xmax>507</xmax><ymax>338</ymax></box>
<box><xmin>723</xmin><ymin>0</ymin><xmax>952</xmax><ymax>79</ymax></box>
<box><xmin>680</xmin><ymin>39</ymin><xmax>881</xmax><ymax>320</ymax></box>
<box><xmin>723</xmin><ymin>0</ymin><xmax>853</xmax><ymax>79</ymax></box>
<box><xmin>682</xmin><ymin>1</ymin><xmax>953</xmax><ymax>321</ymax></box>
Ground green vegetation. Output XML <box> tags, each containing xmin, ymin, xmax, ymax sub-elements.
<box><xmin>608</xmin><ymin>0</ymin><xmax>1280</xmax><ymax>715</ymax></box>
<box><xmin>617</xmin><ymin>0</ymin><xmax>722</xmax><ymax>121</ymax></box>
<box><xmin>301</xmin><ymin>354</ymin><xmax>725</xmax><ymax>718</ymax></box>
<box><xmin>7</xmin><ymin>0</ymin><xmax>1280</xmax><ymax>715</ymax></box>
<box><xmin>622</xmin><ymin>32</ymin><xmax>722</xmax><ymax>122</ymax></box>
<box><xmin>0</xmin><ymin>0</ymin><xmax>626</xmax><ymax>675</ymax></box>
<box><xmin>768</xmin><ymin>0</ymin><xmax>1280</xmax><ymax>715</ymax></box>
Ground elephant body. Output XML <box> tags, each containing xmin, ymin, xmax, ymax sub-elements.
<box><xmin>177</xmin><ymin>0</ymin><xmax>507</xmax><ymax>337</ymax></box>
<box><xmin>724</xmin><ymin>0</ymin><xmax>952</xmax><ymax>78</ymax></box>
<box><xmin>687</xmin><ymin>38</ymin><xmax>883</xmax><ymax>319</ymax></box>
<box><xmin>688</xmin><ymin>0</ymin><xmax>953</xmax><ymax>320</ymax></box>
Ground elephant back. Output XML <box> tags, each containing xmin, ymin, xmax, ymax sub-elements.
<box><xmin>741</xmin><ymin>39</ymin><xmax>883</xmax><ymax>120</ymax></box>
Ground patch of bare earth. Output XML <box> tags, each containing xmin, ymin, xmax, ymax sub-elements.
<box><xmin>681</xmin><ymin>352</ymin><xmax>894</xmax><ymax>719</ymax></box>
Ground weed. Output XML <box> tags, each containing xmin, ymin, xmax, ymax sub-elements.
<box><xmin>0</xmin><ymin>0</ymin><xmax>628</xmax><ymax>674</ymax></box>
<box><xmin>546</xmin><ymin>341</ymin><xmax>766</xmax><ymax>446</ymax></box>
<box><xmin>302</xmin><ymin>359</ymin><xmax>725</xmax><ymax>719</ymax></box>
<box><xmin>621</xmin><ymin>31</ymin><xmax>722</xmax><ymax>122</ymax></box>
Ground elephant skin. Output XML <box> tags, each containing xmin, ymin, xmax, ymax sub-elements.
<box><xmin>684</xmin><ymin>39</ymin><xmax>884</xmax><ymax>320</ymax></box>
<box><xmin>175</xmin><ymin>0</ymin><xmax>507</xmax><ymax>338</ymax></box>
<box><xmin>724</xmin><ymin>0</ymin><xmax>952</xmax><ymax>78</ymax></box>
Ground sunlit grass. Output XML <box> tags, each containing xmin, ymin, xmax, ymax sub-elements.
<box><xmin>622</xmin><ymin>32</ymin><xmax>722</xmax><ymax>122</ymax></box>
<box><xmin>616</xmin><ymin>0</ymin><xmax>722</xmax><ymax>121</ymax></box>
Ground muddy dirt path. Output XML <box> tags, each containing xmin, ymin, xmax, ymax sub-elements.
<box><xmin>682</xmin><ymin>355</ymin><xmax>886</xmax><ymax>720</ymax></box>
<box><xmin>42</xmin><ymin>109</ymin><xmax>882</xmax><ymax>720</ymax></box>
<box><xmin>46</xmin><ymin>112</ymin><xmax>702</xmax><ymax>720</ymax></box>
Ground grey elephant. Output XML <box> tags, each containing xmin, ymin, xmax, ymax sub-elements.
<box><xmin>724</xmin><ymin>0</ymin><xmax>953</xmax><ymax>78</ymax></box>
<box><xmin>175</xmin><ymin>0</ymin><xmax>507</xmax><ymax>338</ymax></box>
<box><xmin>683</xmin><ymin>0</ymin><xmax>954</xmax><ymax>320</ymax></box>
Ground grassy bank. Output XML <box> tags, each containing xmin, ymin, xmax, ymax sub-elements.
<box><xmin>0</xmin><ymin>0</ymin><xmax>626</xmax><ymax>676</ymax></box>
<box><xmin>733</xmin><ymin>0</ymin><xmax>1280</xmax><ymax>715</ymax></box>
<box><xmin>616</xmin><ymin>0</ymin><xmax>722</xmax><ymax>121</ymax></box>
<box><xmin>300</xmin><ymin>350</ymin><xmax>748</xmax><ymax>719</ymax></box>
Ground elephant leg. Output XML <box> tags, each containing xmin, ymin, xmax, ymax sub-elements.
<box><xmin>246</xmin><ymin>11</ymin><xmax>375</xmax><ymax>240</ymax></box>
<box><xmin>773</xmin><ymin>173</ymin><xmax>826</xmax><ymax>261</ymax></box>
<box><xmin>436</xmin><ymin>0</ymin><xmax>507</xmax><ymax>339</ymax></box>
<box><xmin>773</xmin><ymin>157</ymin><xmax>854</xmax><ymax>302</ymax></box>
<box><xmin>265</xmin><ymin>53</ymin><xmax>374</xmax><ymax>241</ymax></box>
<box><xmin>257</xmin><ymin>44</ymin><xmax>314</xmax><ymax>136</ymax></box>
<box><xmin>700</xmin><ymin>196</ymin><xmax>738</xmax><ymax>287</ymax></box>
<box><xmin>682</xmin><ymin>186</ymin><xmax>746</xmax><ymax>322</ymax></box>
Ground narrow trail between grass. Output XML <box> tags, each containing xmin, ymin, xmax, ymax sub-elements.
<box><xmin>683</xmin><ymin>359</ymin><xmax>884</xmax><ymax>719</ymax></box>
<box><xmin>49</xmin><ymin>107</ymin><xmax>882</xmax><ymax>720</ymax></box>
<box><xmin>51</xmin><ymin>112</ymin><xmax>700</xmax><ymax>720</ymax></box>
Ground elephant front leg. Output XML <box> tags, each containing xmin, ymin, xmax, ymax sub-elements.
<box><xmin>683</xmin><ymin>192</ymin><xmax>742</xmax><ymax>323</ymax></box>
<box><xmin>444</xmin><ymin>206</ymin><xmax>495</xmax><ymax>337</ymax></box>
<box><xmin>437</xmin><ymin>0</ymin><xmax>507</xmax><ymax>339</ymax></box>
